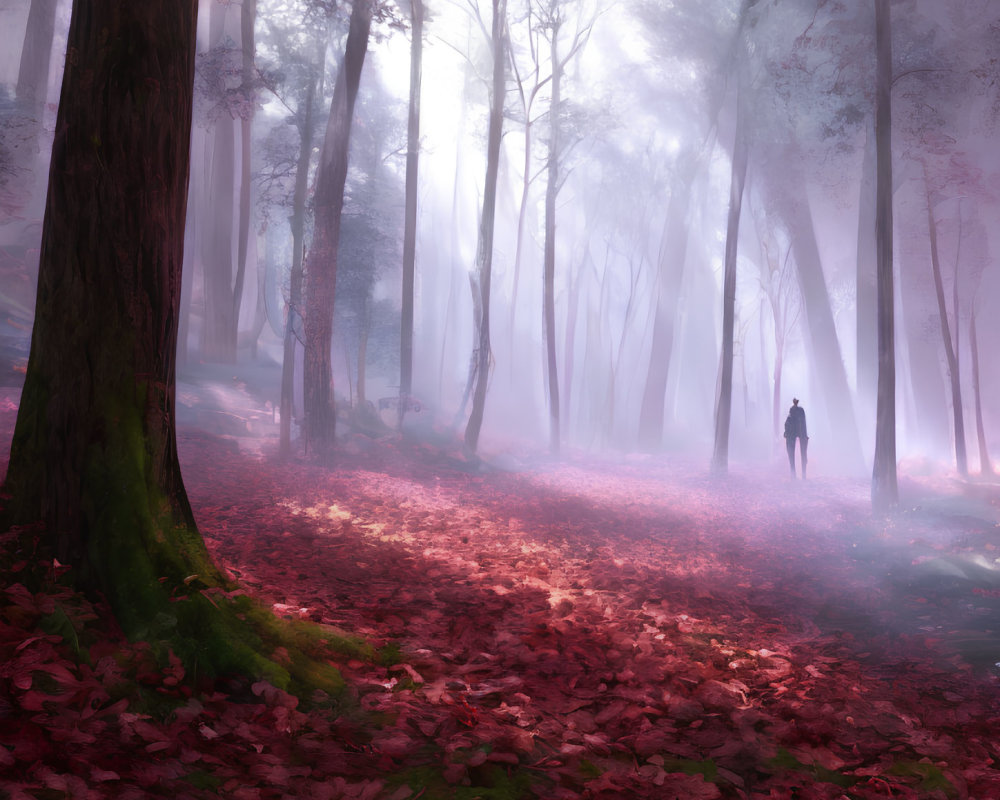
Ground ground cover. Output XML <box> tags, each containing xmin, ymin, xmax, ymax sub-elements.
<box><xmin>1</xmin><ymin>380</ymin><xmax>1000</xmax><ymax>798</ymax></box>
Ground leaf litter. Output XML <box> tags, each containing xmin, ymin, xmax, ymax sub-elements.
<box><xmin>1</xmin><ymin>388</ymin><xmax>1000</xmax><ymax>798</ymax></box>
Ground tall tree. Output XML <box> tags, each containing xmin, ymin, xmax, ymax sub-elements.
<box><xmin>399</xmin><ymin>0</ymin><xmax>424</xmax><ymax>425</ymax></box>
<box><xmin>711</xmin><ymin>81</ymin><xmax>749</xmax><ymax>474</ymax></box>
<box><xmin>4</xmin><ymin>0</ymin><xmax>331</xmax><ymax>689</ymax></box>
<box><xmin>871</xmin><ymin>0</ymin><xmax>898</xmax><ymax>511</ymax></box>
<box><xmin>16</xmin><ymin>0</ymin><xmax>58</xmax><ymax>106</ymax></box>
<box><xmin>302</xmin><ymin>0</ymin><xmax>373</xmax><ymax>450</ymax></box>
<box><xmin>968</xmin><ymin>299</ymin><xmax>993</xmax><ymax>476</ymax></box>
<box><xmin>924</xmin><ymin>178</ymin><xmax>967</xmax><ymax>476</ymax></box>
<box><xmin>463</xmin><ymin>0</ymin><xmax>507</xmax><ymax>454</ymax></box>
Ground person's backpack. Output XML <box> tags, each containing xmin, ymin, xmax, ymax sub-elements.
<box><xmin>783</xmin><ymin>415</ymin><xmax>794</xmax><ymax>439</ymax></box>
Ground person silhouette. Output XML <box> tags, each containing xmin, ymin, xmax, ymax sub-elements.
<box><xmin>783</xmin><ymin>398</ymin><xmax>808</xmax><ymax>478</ymax></box>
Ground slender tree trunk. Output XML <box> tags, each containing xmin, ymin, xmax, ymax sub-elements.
<box><xmin>871</xmin><ymin>0</ymin><xmax>898</xmax><ymax>511</ymax></box>
<box><xmin>463</xmin><ymin>0</ymin><xmax>506</xmax><ymax>455</ymax></box>
<box><xmin>16</xmin><ymin>0</ymin><xmax>58</xmax><ymax>105</ymax></box>
<box><xmin>543</xmin><ymin>19</ymin><xmax>563</xmax><ymax>454</ymax></box>
<box><xmin>638</xmin><ymin>158</ymin><xmax>695</xmax><ymax>449</ymax></box>
<box><xmin>302</xmin><ymin>0</ymin><xmax>372</xmax><ymax>451</ymax></box>
<box><xmin>201</xmin><ymin>2</ymin><xmax>238</xmax><ymax>362</ymax></box>
<box><xmin>969</xmin><ymin>306</ymin><xmax>993</xmax><ymax>475</ymax></box>
<box><xmin>712</xmin><ymin>85</ymin><xmax>749</xmax><ymax>474</ymax></box>
<box><xmin>856</xmin><ymin>122</ymin><xmax>878</xmax><ymax>406</ymax></box>
<box><xmin>357</xmin><ymin>297</ymin><xmax>369</xmax><ymax>407</ymax></box>
<box><xmin>399</xmin><ymin>0</ymin><xmax>423</xmax><ymax>426</ymax></box>
<box><xmin>279</xmin><ymin>60</ymin><xmax>320</xmax><ymax>457</ymax></box>
<box><xmin>925</xmin><ymin>180</ymin><xmax>967</xmax><ymax>476</ymax></box>
<box><xmin>232</xmin><ymin>0</ymin><xmax>257</xmax><ymax>350</ymax></box>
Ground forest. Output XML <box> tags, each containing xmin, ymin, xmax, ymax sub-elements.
<box><xmin>1</xmin><ymin>0</ymin><xmax>1000</xmax><ymax>798</ymax></box>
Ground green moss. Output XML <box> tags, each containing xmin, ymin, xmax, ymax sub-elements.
<box><xmin>377</xmin><ymin>641</ymin><xmax>404</xmax><ymax>666</ymax></box>
<box><xmin>766</xmin><ymin>748</ymin><xmax>858</xmax><ymax>789</ymax></box>
<box><xmin>887</xmin><ymin>762</ymin><xmax>958</xmax><ymax>796</ymax></box>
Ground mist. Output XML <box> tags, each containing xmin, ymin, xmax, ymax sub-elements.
<box><xmin>2</xmin><ymin>1</ymin><xmax>1000</xmax><ymax>796</ymax></box>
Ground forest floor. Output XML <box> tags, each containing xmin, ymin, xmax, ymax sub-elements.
<box><xmin>2</xmin><ymin>368</ymin><xmax>1000</xmax><ymax>799</ymax></box>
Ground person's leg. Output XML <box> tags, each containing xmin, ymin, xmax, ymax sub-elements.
<box><xmin>786</xmin><ymin>437</ymin><xmax>796</xmax><ymax>476</ymax></box>
<box><xmin>800</xmin><ymin>436</ymin><xmax>808</xmax><ymax>478</ymax></box>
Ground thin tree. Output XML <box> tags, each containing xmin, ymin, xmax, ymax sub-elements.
<box><xmin>233</xmin><ymin>0</ymin><xmax>258</xmax><ymax>354</ymax></box>
<box><xmin>3</xmin><ymin>1</ymin><xmax>335</xmax><ymax>689</ymax></box>
<box><xmin>463</xmin><ymin>0</ymin><xmax>507</xmax><ymax>455</ymax></box>
<box><xmin>969</xmin><ymin>297</ymin><xmax>993</xmax><ymax>476</ymax></box>
<box><xmin>302</xmin><ymin>0</ymin><xmax>374</xmax><ymax>450</ymax></box>
<box><xmin>711</xmin><ymin>80</ymin><xmax>749</xmax><ymax>474</ymax></box>
<box><xmin>399</xmin><ymin>0</ymin><xmax>424</xmax><ymax>426</ymax></box>
<box><xmin>871</xmin><ymin>0</ymin><xmax>898</xmax><ymax>511</ymax></box>
<box><xmin>924</xmin><ymin>178</ymin><xmax>967</xmax><ymax>476</ymax></box>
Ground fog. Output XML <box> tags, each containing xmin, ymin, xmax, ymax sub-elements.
<box><xmin>3</xmin><ymin>0</ymin><xmax>1000</xmax><ymax>481</ymax></box>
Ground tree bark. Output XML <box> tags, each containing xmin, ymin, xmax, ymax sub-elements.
<box><xmin>638</xmin><ymin>157</ymin><xmax>696</xmax><ymax>449</ymax></box>
<box><xmin>871</xmin><ymin>0</ymin><xmax>898</xmax><ymax>511</ymax></box>
<box><xmin>302</xmin><ymin>0</ymin><xmax>372</xmax><ymax>451</ymax></box>
<box><xmin>925</xmin><ymin>181</ymin><xmax>967</xmax><ymax>476</ymax></box>
<box><xmin>16</xmin><ymin>0</ymin><xmax>58</xmax><ymax>105</ymax></box>
<box><xmin>279</xmin><ymin>57</ymin><xmax>321</xmax><ymax>457</ymax></box>
<box><xmin>233</xmin><ymin>0</ymin><xmax>257</xmax><ymax>352</ymax></box>
<box><xmin>969</xmin><ymin>305</ymin><xmax>993</xmax><ymax>475</ymax></box>
<box><xmin>463</xmin><ymin>0</ymin><xmax>507</xmax><ymax>455</ymax></box>
<box><xmin>856</xmin><ymin>122</ymin><xmax>878</xmax><ymax>408</ymax></box>
<box><xmin>711</xmin><ymin>85</ymin><xmax>749</xmax><ymax>475</ymax></box>
<box><xmin>399</xmin><ymin>0</ymin><xmax>423</xmax><ymax>426</ymax></box>
<box><xmin>543</xmin><ymin>17</ymin><xmax>563</xmax><ymax>454</ymax></box>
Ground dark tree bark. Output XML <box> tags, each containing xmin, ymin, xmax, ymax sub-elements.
<box><xmin>463</xmin><ymin>0</ymin><xmax>506</xmax><ymax>455</ymax></box>
<box><xmin>711</xmin><ymin>84</ymin><xmax>749</xmax><ymax>475</ymax></box>
<box><xmin>303</xmin><ymin>0</ymin><xmax>372</xmax><ymax>450</ymax></box>
<box><xmin>871</xmin><ymin>0</ymin><xmax>898</xmax><ymax>511</ymax></box>
<box><xmin>969</xmin><ymin>305</ymin><xmax>993</xmax><ymax>476</ymax></box>
<box><xmin>925</xmin><ymin>179</ymin><xmax>967</xmax><ymax>476</ymax></box>
<box><xmin>4</xmin><ymin>1</ymin><xmax>332</xmax><ymax>690</ymax></box>
<box><xmin>399</xmin><ymin>0</ymin><xmax>423</xmax><ymax>426</ymax></box>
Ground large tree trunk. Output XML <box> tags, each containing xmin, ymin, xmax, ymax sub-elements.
<box><xmin>463</xmin><ymin>0</ymin><xmax>506</xmax><ymax>455</ymax></box>
<box><xmin>871</xmin><ymin>0</ymin><xmax>898</xmax><ymax>511</ymax></box>
<box><xmin>969</xmin><ymin>305</ymin><xmax>993</xmax><ymax>475</ymax></box>
<box><xmin>399</xmin><ymin>0</ymin><xmax>423</xmax><ymax>426</ymax></box>
<box><xmin>711</xmin><ymin>85</ymin><xmax>749</xmax><ymax>475</ymax></box>
<box><xmin>302</xmin><ymin>0</ymin><xmax>372</xmax><ymax>451</ymax></box>
<box><xmin>925</xmin><ymin>179</ymin><xmax>967</xmax><ymax>476</ymax></box>
<box><xmin>4</xmin><ymin>1</ymin><xmax>330</xmax><ymax>690</ymax></box>
<box><xmin>767</xmin><ymin>162</ymin><xmax>864</xmax><ymax>471</ymax></box>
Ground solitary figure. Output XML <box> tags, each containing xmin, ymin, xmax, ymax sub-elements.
<box><xmin>784</xmin><ymin>398</ymin><xmax>808</xmax><ymax>478</ymax></box>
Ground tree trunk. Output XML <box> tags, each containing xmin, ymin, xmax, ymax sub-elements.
<box><xmin>232</xmin><ymin>0</ymin><xmax>257</xmax><ymax>351</ymax></box>
<box><xmin>638</xmin><ymin>157</ymin><xmax>695</xmax><ymax>449</ymax></box>
<box><xmin>871</xmin><ymin>0</ymin><xmax>898</xmax><ymax>511</ymax></box>
<box><xmin>925</xmin><ymin>180</ymin><xmax>967</xmax><ymax>476</ymax></box>
<box><xmin>543</xmin><ymin>18</ymin><xmax>563</xmax><ymax>454</ymax></box>
<box><xmin>856</xmin><ymin>122</ymin><xmax>878</xmax><ymax>409</ymax></box>
<box><xmin>302</xmin><ymin>0</ymin><xmax>372</xmax><ymax>451</ymax></box>
<box><xmin>711</xmin><ymin>85</ymin><xmax>749</xmax><ymax>475</ymax></box>
<box><xmin>279</xmin><ymin>59</ymin><xmax>321</xmax><ymax>458</ymax></box>
<box><xmin>463</xmin><ymin>0</ymin><xmax>506</xmax><ymax>455</ymax></box>
<box><xmin>4</xmin><ymin>1</ymin><xmax>332</xmax><ymax>691</ymax></box>
<box><xmin>399</xmin><ymin>0</ymin><xmax>423</xmax><ymax>426</ymax></box>
<box><xmin>969</xmin><ymin>305</ymin><xmax>993</xmax><ymax>475</ymax></box>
